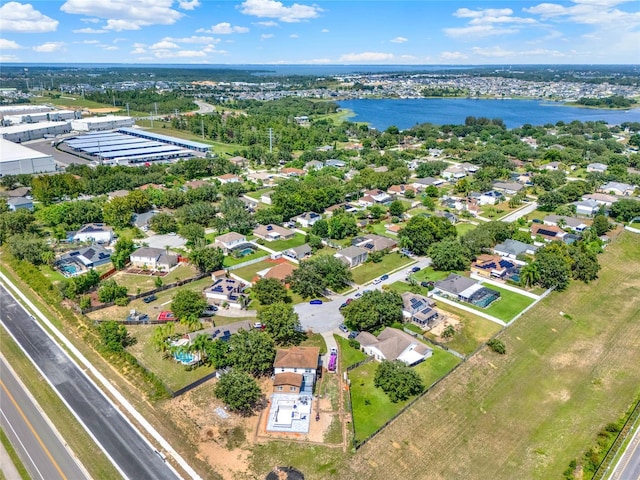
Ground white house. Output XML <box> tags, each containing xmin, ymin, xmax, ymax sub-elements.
<box><xmin>273</xmin><ymin>346</ymin><xmax>320</xmax><ymax>385</ymax></box>
<box><xmin>217</xmin><ymin>173</ymin><xmax>241</xmax><ymax>184</ymax></box>
<box><xmin>573</xmin><ymin>200</ymin><xmax>601</xmax><ymax>216</ymax></box>
<box><xmin>334</xmin><ymin>246</ymin><xmax>368</xmax><ymax>268</ymax></box>
<box><xmin>478</xmin><ymin>190</ymin><xmax>503</xmax><ymax>206</ymax></box>
<box><xmin>129</xmin><ymin>247</ymin><xmax>177</xmax><ymax>270</ymax></box>
<box><xmin>260</xmin><ymin>191</ymin><xmax>273</xmax><ymax>205</ymax></box>
<box><xmin>204</xmin><ymin>277</ymin><xmax>246</xmax><ymax>308</ymax></box>
<box><xmin>213</xmin><ymin>232</ymin><xmax>247</xmax><ymax>253</ymax></box>
<box><xmin>599</xmin><ymin>182</ymin><xmax>636</xmax><ymax>196</ymax></box>
<box><xmin>587</xmin><ymin>163</ymin><xmax>608</xmax><ymax>173</ymax></box>
<box><xmin>442</xmin><ymin>165</ymin><xmax>466</xmax><ymax>180</ymax></box>
<box><xmin>73</xmin><ymin>223</ymin><xmax>114</xmax><ymax>244</ymax></box>
<box><xmin>292</xmin><ymin>212</ymin><xmax>321</xmax><ymax>228</ymax></box>
<box><xmin>493</xmin><ymin>239</ymin><xmax>538</xmax><ymax>259</ymax></box>
<box><xmin>355</xmin><ymin>328</ymin><xmax>432</xmax><ymax>366</ymax></box>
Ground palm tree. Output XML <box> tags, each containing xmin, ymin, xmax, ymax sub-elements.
<box><xmin>519</xmin><ymin>263</ymin><xmax>540</xmax><ymax>288</ymax></box>
<box><xmin>189</xmin><ymin>334</ymin><xmax>210</xmax><ymax>365</ymax></box>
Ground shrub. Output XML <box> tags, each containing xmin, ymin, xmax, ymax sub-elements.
<box><xmin>487</xmin><ymin>338</ymin><xmax>506</xmax><ymax>354</ymax></box>
<box><xmin>348</xmin><ymin>339</ymin><xmax>360</xmax><ymax>349</ymax></box>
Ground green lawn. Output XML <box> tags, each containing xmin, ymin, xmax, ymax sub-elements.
<box><xmin>463</xmin><ymin>283</ymin><xmax>535</xmax><ymax>322</ymax></box>
<box><xmin>264</xmin><ymin>233</ymin><xmax>307</xmax><ymax>251</ymax></box>
<box><xmin>30</xmin><ymin>93</ymin><xmax>117</xmax><ymax>109</ymax></box>
<box><xmin>369</xmin><ymin>222</ymin><xmax>401</xmax><ymax>238</ymax></box>
<box><xmin>231</xmin><ymin>259</ymin><xmax>294</xmax><ymax>283</ymax></box>
<box><xmin>335</xmin><ymin>335</ymin><xmax>368</xmax><ymax>370</ymax></box>
<box><xmin>411</xmin><ymin>267</ymin><xmax>459</xmax><ymax>283</ymax></box>
<box><xmin>629</xmin><ymin>222</ymin><xmax>640</xmax><ymax>229</ymax></box>
<box><xmin>349</xmin><ymin>346</ymin><xmax>460</xmax><ymax>443</ymax></box>
<box><xmin>223</xmin><ymin>248</ymin><xmax>268</xmax><ymax>267</ymax></box>
<box><xmin>351</xmin><ymin>253</ymin><xmax>413</xmax><ymax>285</ymax></box>
<box><xmin>126</xmin><ymin>324</ymin><xmax>217</xmax><ymax>392</ymax></box>
<box><xmin>455</xmin><ymin>223</ymin><xmax>476</xmax><ymax>236</ymax></box>
<box><xmin>111</xmin><ymin>264</ymin><xmax>198</xmax><ymax>294</ymax></box>
<box><xmin>246</xmin><ymin>188</ymin><xmax>273</xmax><ymax>200</ymax></box>
<box><xmin>300</xmin><ymin>332</ymin><xmax>327</xmax><ymax>355</ymax></box>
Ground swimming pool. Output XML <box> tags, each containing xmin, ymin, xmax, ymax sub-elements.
<box><xmin>60</xmin><ymin>264</ymin><xmax>79</xmax><ymax>275</ymax></box>
<box><xmin>174</xmin><ymin>351</ymin><xmax>197</xmax><ymax>365</ymax></box>
<box><xmin>235</xmin><ymin>247</ymin><xmax>255</xmax><ymax>257</ymax></box>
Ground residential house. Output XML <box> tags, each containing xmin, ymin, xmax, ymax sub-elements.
<box><xmin>107</xmin><ymin>189</ymin><xmax>129</xmax><ymax>200</ymax></box>
<box><xmin>385</xmin><ymin>224</ymin><xmax>402</xmax><ymax>236</ymax></box>
<box><xmin>573</xmin><ymin>200</ymin><xmax>601</xmax><ymax>216</ymax></box>
<box><xmin>204</xmin><ymin>277</ymin><xmax>247</xmax><ymax>308</ymax></box>
<box><xmin>273</xmin><ymin>346</ymin><xmax>320</xmax><ymax>384</ymax></box>
<box><xmin>260</xmin><ymin>262</ymin><xmax>297</xmax><ymax>283</ymax></box>
<box><xmin>0</xmin><ymin>186</ymin><xmax>31</xmax><ymax>198</ymax></box>
<box><xmin>253</xmin><ymin>224</ymin><xmax>295</xmax><ymax>242</ymax></box>
<box><xmin>325</xmin><ymin>203</ymin><xmax>359</xmax><ymax>216</ymax></box>
<box><xmin>582</xmin><ymin>193</ymin><xmax>618</xmax><ymax>207</ymax></box>
<box><xmin>73</xmin><ymin>223</ymin><xmax>114</xmax><ymax>244</ymax></box>
<box><xmin>240</xmin><ymin>197</ymin><xmax>257</xmax><ymax>211</ymax></box>
<box><xmin>478</xmin><ymin>190</ymin><xmax>503</xmax><ymax>206</ymax></box>
<box><xmin>6</xmin><ymin>196</ymin><xmax>33</xmax><ymax>211</ymax></box>
<box><xmin>543</xmin><ymin>215</ymin><xmax>590</xmax><ymax>232</ymax></box>
<box><xmin>294</xmin><ymin>115</ymin><xmax>309</xmax><ymax>126</ymax></box>
<box><xmin>411</xmin><ymin>177</ymin><xmax>446</xmax><ymax>189</ymax></box>
<box><xmin>493</xmin><ymin>239</ymin><xmax>538</xmax><ymax>259</ymax></box>
<box><xmin>441</xmin><ymin>165</ymin><xmax>466</xmax><ymax>180</ymax></box>
<box><xmin>598</xmin><ymin>181</ymin><xmax>636</xmax><ymax>196</ymax></box>
<box><xmin>357</xmin><ymin>195</ymin><xmax>376</xmax><ymax>208</ymax></box>
<box><xmin>325</xmin><ymin>159</ymin><xmax>346</xmax><ymax>168</ymax></box>
<box><xmin>355</xmin><ymin>327</ymin><xmax>433</xmax><ymax>366</ymax></box>
<box><xmin>56</xmin><ymin>244</ymin><xmax>112</xmax><ymax>270</ymax></box>
<box><xmin>373</xmin><ymin>165</ymin><xmax>388</xmax><ymax>173</ymax></box>
<box><xmin>132</xmin><ymin>211</ymin><xmax>159</xmax><ymax>230</ymax></box>
<box><xmin>471</xmin><ymin>254</ymin><xmax>518</xmax><ymax>279</ymax></box>
<box><xmin>247</xmin><ymin>172</ymin><xmax>275</xmax><ymax>186</ymax></box>
<box><xmin>587</xmin><ymin>162</ymin><xmax>608</xmax><ymax>173</ymax></box>
<box><xmin>335</xmin><ymin>245</ymin><xmax>368</xmax><ymax>268</ymax></box>
<box><xmin>183</xmin><ymin>179</ymin><xmax>209</xmax><ymax>190</ymax></box>
<box><xmin>353</xmin><ymin>234</ymin><xmax>397</xmax><ymax>252</ymax></box>
<box><xmin>459</xmin><ymin>162</ymin><xmax>480</xmax><ymax>174</ymax></box>
<box><xmin>434</xmin><ymin>273</ymin><xmax>501</xmax><ymax>308</ymax></box>
<box><xmin>217</xmin><ymin>173</ymin><xmax>241</xmax><ymax>184</ymax></box>
<box><xmin>543</xmin><ymin>161</ymin><xmax>561</xmax><ymax>171</ymax></box>
<box><xmin>387</xmin><ymin>184</ymin><xmax>418</xmax><ymax>197</ymax></box>
<box><xmin>273</xmin><ymin>373</ymin><xmax>303</xmax><ymax>394</ymax></box>
<box><xmin>439</xmin><ymin>211</ymin><xmax>458</xmax><ymax>224</ymax></box>
<box><xmin>228</xmin><ymin>156</ymin><xmax>248</xmax><ymax>167</ymax></box>
<box><xmin>292</xmin><ymin>212</ymin><xmax>322</xmax><ymax>228</ymax></box>
<box><xmin>492</xmin><ymin>181</ymin><xmax>524</xmax><ymax>195</ymax></box>
<box><xmin>363</xmin><ymin>189</ymin><xmax>391</xmax><ymax>204</ymax></box>
<box><xmin>260</xmin><ymin>191</ymin><xmax>273</xmax><ymax>205</ymax></box>
<box><xmin>401</xmin><ymin>292</ymin><xmax>440</xmax><ymax>329</ymax></box>
<box><xmin>284</xmin><ymin>244</ymin><xmax>312</xmax><ymax>261</ymax></box>
<box><xmin>531</xmin><ymin>224</ymin><xmax>566</xmax><ymax>242</ymax></box>
<box><xmin>213</xmin><ymin>232</ymin><xmax>247</xmax><ymax>254</ymax></box>
<box><xmin>304</xmin><ymin>160</ymin><xmax>324</xmax><ymax>171</ymax></box>
<box><xmin>129</xmin><ymin>247</ymin><xmax>177</xmax><ymax>270</ymax></box>
<box><xmin>428</xmin><ymin>148</ymin><xmax>444</xmax><ymax>157</ymax></box>
<box><xmin>280</xmin><ymin>167</ymin><xmax>305</xmax><ymax>177</ymax></box>
<box><xmin>317</xmin><ymin>145</ymin><xmax>333</xmax><ymax>152</ymax></box>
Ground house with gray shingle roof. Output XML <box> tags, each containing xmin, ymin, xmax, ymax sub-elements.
<box><xmin>356</xmin><ymin>327</ymin><xmax>433</xmax><ymax>366</ymax></box>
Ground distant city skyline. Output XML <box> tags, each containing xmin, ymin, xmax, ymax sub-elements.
<box><xmin>0</xmin><ymin>0</ymin><xmax>639</xmax><ymax>65</ymax></box>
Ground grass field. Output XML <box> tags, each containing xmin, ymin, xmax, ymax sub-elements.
<box><xmin>351</xmin><ymin>253</ymin><xmax>413</xmax><ymax>285</ymax></box>
<box><xmin>463</xmin><ymin>283</ymin><xmax>535</xmax><ymax>322</ymax></box>
<box><xmin>411</xmin><ymin>267</ymin><xmax>459</xmax><ymax>283</ymax></box>
<box><xmin>340</xmin><ymin>231</ymin><xmax>640</xmax><ymax>480</ymax></box>
<box><xmin>112</xmin><ymin>264</ymin><xmax>198</xmax><ymax>294</ymax></box>
<box><xmin>349</xmin><ymin>347</ymin><xmax>461</xmax><ymax>443</ymax></box>
<box><xmin>264</xmin><ymin>233</ymin><xmax>307</xmax><ymax>251</ymax></box>
<box><xmin>335</xmin><ymin>335</ymin><xmax>368</xmax><ymax>370</ymax></box>
<box><xmin>455</xmin><ymin>222</ymin><xmax>477</xmax><ymax>236</ymax></box>
<box><xmin>30</xmin><ymin>93</ymin><xmax>118</xmax><ymax>110</ymax></box>
<box><xmin>231</xmin><ymin>259</ymin><xmax>289</xmax><ymax>283</ymax></box>
<box><xmin>223</xmin><ymin>248</ymin><xmax>268</xmax><ymax>267</ymax></box>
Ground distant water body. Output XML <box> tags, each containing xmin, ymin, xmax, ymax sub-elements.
<box><xmin>338</xmin><ymin>98</ymin><xmax>640</xmax><ymax>130</ymax></box>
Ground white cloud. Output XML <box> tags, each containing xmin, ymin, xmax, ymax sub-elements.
<box><xmin>103</xmin><ymin>46</ymin><xmax>119</xmax><ymax>50</ymax></box>
<box><xmin>33</xmin><ymin>42</ymin><xmax>64</xmax><ymax>53</ymax></box>
<box><xmin>164</xmin><ymin>36</ymin><xmax>219</xmax><ymax>44</ymax></box>
<box><xmin>338</xmin><ymin>52</ymin><xmax>395</xmax><ymax>62</ymax></box>
<box><xmin>455</xmin><ymin>8</ymin><xmax>514</xmax><ymax>18</ymax></box>
<box><xmin>80</xmin><ymin>17</ymin><xmax>100</xmax><ymax>23</ymax></box>
<box><xmin>239</xmin><ymin>0</ymin><xmax>322</xmax><ymax>23</ymax></box>
<box><xmin>471</xmin><ymin>46</ymin><xmax>566</xmax><ymax>58</ymax></box>
<box><xmin>444</xmin><ymin>25</ymin><xmax>519</xmax><ymax>38</ymax></box>
<box><xmin>390</xmin><ymin>36</ymin><xmax>408</xmax><ymax>43</ymax></box>
<box><xmin>440</xmin><ymin>51</ymin><xmax>469</xmax><ymax>60</ymax></box>
<box><xmin>198</xmin><ymin>22</ymin><xmax>249</xmax><ymax>34</ymax></box>
<box><xmin>0</xmin><ymin>55</ymin><xmax>19</xmax><ymax>61</ymax></box>
<box><xmin>255</xmin><ymin>21</ymin><xmax>279</xmax><ymax>27</ymax></box>
<box><xmin>261</xmin><ymin>33</ymin><xmax>274</xmax><ymax>40</ymax></box>
<box><xmin>525</xmin><ymin>0</ymin><xmax>640</xmax><ymax>27</ymax></box>
<box><xmin>445</xmin><ymin>6</ymin><xmax>536</xmax><ymax>39</ymax></box>
<box><xmin>0</xmin><ymin>2</ymin><xmax>59</xmax><ymax>32</ymax></box>
<box><xmin>153</xmin><ymin>49</ymin><xmax>206</xmax><ymax>58</ymax></box>
<box><xmin>290</xmin><ymin>34</ymin><xmax>299</xmax><ymax>38</ymax></box>
<box><xmin>321</xmin><ymin>28</ymin><xmax>329</xmax><ymax>33</ymax></box>
<box><xmin>150</xmin><ymin>40</ymin><xmax>179</xmax><ymax>50</ymax></box>
<box><xmin>131</xmin><ymin>47</ymin><xmax>146</xmax><ymax>54</ymax></box>
<box><xmin>82</xmin><ymin>40</ymin><xmax>100</xmax><ymax>44</ymax></box>
<box><xmin>178</xmin><ymin>0</ymin><xmax>200</xmax><ymax>10</ymax></box>
<box><xmin>73</xmin><ymin>27</ymin><xmax>107</xmax><ymax>34</ymax></box>
<box><xmin>61</xmin><ymin>0</ymin><xmax>183</xmax><ymax>30</ymax></box>
<box><xmin>0</xmin><ymin>39</ymin><xmax>22</xmax><ymax>49</ymax></box>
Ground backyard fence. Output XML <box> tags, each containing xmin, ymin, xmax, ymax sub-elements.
<box><xmin>346</xmin><ymin>356</ymin><xmax>374</xmax><ymax>372</ymax></box>
<box><xmin>402</xmin><ymin>327</ymin><xmax>465</xmax><ymax>360</ymax></box>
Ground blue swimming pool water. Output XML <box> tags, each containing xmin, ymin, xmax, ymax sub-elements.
<box><xmin>237</xmin><ymin>248</ymin><xmax>254</xmax><ymax>257</ymax></box>
<box><xmin>174</xmin><ymin>351</ymin><xmax>195</xmax><ymax>364</ymax></box>
<box><xmin>61</xmin><ymin>264</ymin><xmax>78</xmax><ymax>274</ymax></box>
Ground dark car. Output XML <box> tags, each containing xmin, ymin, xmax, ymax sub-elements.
<box><xmin>142</xmin><ymin>295</ymin><xmax>157</xmax><ymax>304</ymax></box>
<box><xmin>339</xmin><ymin>303</ymin><xmax>348</xmax><ymax>309</ymax></box>
<box><xmin>532</xmin><ymin>218</ymin><xmax>543</xmax><ymax>224</ymax></box>
<box><xmin>380</xmin><ymin>274</ymin><xmax>389</xmax><ymax>281</ymax></box>
<box><xmin>348</xmin><ymin>331</ymin><xmax>358</xmax><ymax>339</ymax></box>
<box><xmin>201</xmin><ymin>306</ymin><xmax>218</xmax><ymax>316</ymax></box>
<box><xmin>310</xmin><ymin>299</ymin><xmax>323</xmax><ymax>305</ymax></box>
<box><xmin>421</xmin><ymin>281</ymin><xmax>435</xmax><ymax>288</ymax></box>
<box><xmin>411</xmin><ymin>266</ymin><xmax>421</xmax><ymax>273</ymax></box>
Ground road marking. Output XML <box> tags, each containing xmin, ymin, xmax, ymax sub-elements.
<box><xmin>0</xmin><ymin>379</ymin><xmax>67</xmax><ymax>480</ymax></box>
<box><xmin>0</xmin><ymin>409</ymin><xmax>45</xmax><ymax>480</ymax></box>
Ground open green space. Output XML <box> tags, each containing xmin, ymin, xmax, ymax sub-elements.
<box><xmin>223</xmin><ymin>248</ymin><xmax>268</xmax><ymax>267</ymax></box>
<box><xmin>126</xmin><ymin>324</ymin><xmax>217</xmax><ymax>392</ymax></box>
<box><xmin>427</xmin><ymin>303</ymin><xmax>503</xmax><ymax>355</ymax></box>
<box><xmin>369</xmin><ymin>222</ymin><xmax>400</xmax><ymax>238</ymax></box>
<box><xmin>299</xmin><ymin>332</ymin><xmax>327</xmax><ymax>355</ymax></box>
<box><xmin>231</xmin><ymin>259</ymin><xmax>292</xmax><ymax>283</ymax></box>
<box><xmin>112</xmin><ymin>263</ymin><xmax>198</xmax><ymax>294</ymax></box>
<box><xmin>349</xmin><ymin>346</ymin><xmax>460</xmax><ymax>443</ymax></box>
<box><xmin>341</xmin><ymin>231</ymin><xmax>640</xmax><ymax>480</ymax></box>
<box><xmin>455</xmin><ymin>222</ymin><xmax>477</xmax><ymax>236</ymax></box>
<box><xmin>335</xmin><ymin>335</ymin><xmax>368</xmax><ymax>370</ymax></box>
<box><xmin>351</xmin><ymin>253</ymin><xmax>413</xmax><ymax>285</ymax></box>
<box><xmin>246</xmin><ymin>188</ymin><xmax>273</xmax><ymax>200</ymax></box>
<box><xmin>462</xmin><ymin>283</ymin><xmax>535</xmax><ymax>322</ymax></box>
<box><xmin>263</xmin><ymin>233</ymin><xmax>307</xmax><ymax>251</ymax></box>
<box><xmin>411</xmin><ymin>266</ymin><xmax>460</xmax><ymax>283</ymax></box>
<box><xmin>629</xmin><ymin>222</ymin><xmax>640</xmax><ymax>229</ymax></box>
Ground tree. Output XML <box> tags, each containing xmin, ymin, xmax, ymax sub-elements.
<box><xmin>518</xmin><ymin>263</ymin><xmax>540</xmax><ymax>288</ymax></box>
<box><xmin>487</xmin><ymin>339</ymin><xmax>506</xmax><ymax>354</ymax></box>
<box><xmin>111</xmin><ymin>237</ymin><xmax>135</xmax><ymax>270</ymax></box>
<box><xmin>259</xmin><ymin>302</ymin><xmax>304</xmax><ymax>346</ymax></box>
<box><xmin>151</xmin><ymin>322</ymin><xmax>175</xmax><ymax>353</ymax></box>
<box><xmin>215</xmin><ymin>369</ymin><xmax>261</xmax><ymax>414</ymax></box>
<box><xmin>205</xmin><ymin>339</ymin><xmax>231</xmax><ymax>369</ymax></box>
<box><xmin>416</xmin><ymin>160</ymin><xmax>448</xmax><ymax>178</ymax></box>
<box><xmin>171</xmin><ymin>290</ymin><xmax>207</xmax><ymax>328</ymax></box>
<box><xmin>253</xmin><ymin>207</ymin><xmax>283</xmax><ymax>226</ymax></box>
<box><xmin>368</xmin><ymin>204</ymin><xmax>385</xmax><ymax>220</ymax></box>
<box><xmin>98</xmin><ymin>321</ymin><xmax>133</xmax><ymax>353</ymax></box>
<box><xmin>533</xmin><ymin>244</ymin><xmax>572</xmax><ymax>290</ymax></box>
<box><xmin>592</xmin><ymin>214</ymin><xmax>610</xmax><ymax>236</ymax></box>
<box><xmin>179</xmin><ymin>222</ymin><xmax>205</xmax><ymax>246</ymax></box>
<box><xmin>327</xmin><ymin>212</ymin><xmax>358</xmax><ymax>239</ymax></box>
<box><xmin>125</xmin><ymin>190</ymin><xmax>151</xmax><ymax>214</ymax></box>
<box><xmin>398</xmin><ymin>215</ymin><xmax>456</xmax><ymax>256</ymax></box>
<box><xmin>374</xmin><ymin>360</ymin><xmax>424</xmax><ymax>402</ymax></box>
<box><xmin>311</xmin><ymin>219</ymin><xmax>329</xmax><ymax>237</ymax></box>
<box><xmin>342</xmin><ymin>290</ymin><xmax>403</xmax><ymax>333</ymax></box>
<box><xmin>6</xmin><ymin>234</ymin><xmax>53</xmax><ymax>265</ymax></box>
<box><xmin>148</xmin><ymin>213</ymin><xmax>177</xmax><ymax>234</ymax></box>
<box><xmin>429</xmin><ymin>239</ymin><xmax>471</xmax><ymax>271</ymax></box>
<box><xmin>569</xmin><ymin>243</ymin><xmax>600</xmax><ymax>283</ymax></box>
<box><xmin>252</xmin><ymin>278</ymin><xmax>291</xmax><ymax>305</ymax></box>
<box><xmin>388</xmin><ymin>200</ymin><xmax>405</xmax><ymax>218</ymax></box>
<box><xmin>287</xmin><ymin>255</ymin><xmax>352</xmax><ymax>298</ymax></box>
<box><xmin>189</xmin><ymin>243</ymin><xmax>224</xmax><ymax>273</ymax></box>
<box><xmin>97</xmin><ymin>279</ymin><xmax>128</xmax><ymax>303</ymax></box>
<box><xmin>103</xmin><ymin>196</ymin><xmax>133</xmax><ymax>229</ymax></box>
<box><xmin>227</xmin><ymin>329</ymin><xmax>276</xmax><ymax>376</ymax></box>
<box><xmin>219</xmin><ymin>196</ymin><xmax>254</xmax><ymax>234</ymax></box>
<box><xmin>609</xmin><ymin>198</ymin><xmax>640</xmax><ymax>222</ymax></box>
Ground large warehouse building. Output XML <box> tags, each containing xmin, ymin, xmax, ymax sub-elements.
<box><xmin>71</xmin><ymin>115</ymin><xmax>134</xmax><ymax>132</ymax></box>
<box><xmin>0</xmin><ymin>121</ymin><xmax>71</xmax><ymax>143</ymax></box>
<box><xmin>0</xmin><ymin>138</ymin><xmax>57</xmax><ymax>176</ymax></box>
<box><xmin>3</xmin><ymin>109</ymin><xmax>80</xmax><ymax>125</ymax></box>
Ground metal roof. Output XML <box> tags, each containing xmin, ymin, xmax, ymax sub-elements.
<box><xmin>118</xmin><ymin>127</ymin><xmax>210</xmax><ymax>150</ymax></box>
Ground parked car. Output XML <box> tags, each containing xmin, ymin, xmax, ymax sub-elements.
<box><xmin>373</xmin><ymin>278</ymin><xmax>382</xmax><ymax>285</ymax></box>
<box><xmin>348</xmin><ymin>331</ymin><xmax>358</xmax><ymax>339</ymax></box>
<box><xmin>421</xmin><ymin>281</ymin><xmax>435</xmax><ymax>288</ymax></box>
<box><xmin>309</xmin><ymin>299</ymin><xmax>323</xmax><ymax>305</ymax></box>
<box><xmin>338</xmin><ymin>324</ymin><xmax>349</xmax><ymax>333</ymax></box>
<box><xmin>380</xmin><ymin>274</ymin><xmax>389</xmax><ymax>281</ymax></box>
<box><xmin>354</xmin><ymin>292</ymin><xmax>362</xmax><ymax>298</ymax></box>
<box><xmin>532</xmin><ymin>218</ymin><xmax>543</xmax><ymax>224</ymax></box>
<box><xmin>142</xmin><ymin>295</ymin><xmax>157</xmax><ymax>304</ymax></box>
<box><xmin>345</xmin><ymin>298</ymin><xmax>353</xmax><ymax>305</ymax></box>
<box><xmin>411</xmin><ymin>266</ymin><xmax>421</xmax><ymax>273</ymax></box>
<box><xmin>330</xmin><ymin>347</ymin><xmax>338</xmax><ymax>354</ymax></box>
<box><xmin>201</xmin><ymin>306</ymin><xmax>218</xmax><ymax>316</ymax></box>
<box><xmin>253</xmin><ymin>322</ymin><xmax>265</xmax><ymax>330</ymax></box>
<box><xmin>339</xmin><ymin>303</ymin><xmax>348</xmax><ymax>309</ymax></box>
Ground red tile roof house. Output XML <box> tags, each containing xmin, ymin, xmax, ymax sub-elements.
<box><xmin>387</xmin><ymin>184</ymin><xmax>418</xmax><ymax>196</ymax></box>
<box><xmin>531</xmin><ymin>224</ymin><xmax>566</xmax><ymax>242</ymax></box>
<box><xmin>281</xmin><ymin>167</ymin><xmax>305</xmax><ymax>177</ymax></box>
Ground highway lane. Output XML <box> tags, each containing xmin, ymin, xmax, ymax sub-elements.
<box><xmin>610</xmin><ymin>423</ymin><xmax>640</xmax><ymax>480</ymax></box>
<box><xmin>0</xmin><ymin>285</ymin><xmax>179</xmax><ymax>480</ymax></box>
<box><xmin>0</xmin><ymin>357</ymin><xmax>88</xmax><ymax>480</ymax></box>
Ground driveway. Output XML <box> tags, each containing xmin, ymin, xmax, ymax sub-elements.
<box><xmin>500</xmin><ymin>202</ymin><xmax>538</xmax><ymax>223</ymax></box>
<box><xmin>294</xmin><ymin>256</ymin><xmax>432</xmax><ymax>334</ymax></box>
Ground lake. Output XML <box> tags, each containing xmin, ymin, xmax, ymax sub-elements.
<box><xmin>337</xmin><ymin>98</ymin><xmax>640</xmax><ymax>130</ymax></box>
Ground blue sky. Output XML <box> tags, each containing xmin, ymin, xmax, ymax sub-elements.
<box><xmin>0</xmin><ymin>0</ymin><xmax>639</xmax><ymax>64</ymax></box>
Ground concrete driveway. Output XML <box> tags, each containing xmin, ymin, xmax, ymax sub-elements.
<box><xmin>294</xmin><ymin>256</ymin><xmax>432</xmax><ymax>334</ymax></box>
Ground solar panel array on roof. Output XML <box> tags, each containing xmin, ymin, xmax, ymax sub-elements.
<box><xmin>537</xmin><ymin>228</ymin><xmax>559</xmax><ymax>237</ymax></box>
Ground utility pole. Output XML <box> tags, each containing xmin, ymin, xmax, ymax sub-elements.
<box><xmin>126</xmin><ymin>103</ymin><xmax>130</xmax><ymax>116</ymax></box>
<box><xmin>150</xmin><ymin>113</ymin><xmax>154</xmax><ymax>128</ymax></box>
<box><xmin>113</xmin><ymin>95</ymin><xmax>115</xmax><ymax>107</ymax></box>
<box><xmin>201</xmin><ymin>118</ymin><xmax>205</xmax><ymax>139</ymax></box>
<box><xmin>268</xmin><ymin>128</ymin><xmax>273</xmax><ymax>154</ymax></box>
<box><xmin>154</xmin><ymin>103</ymin><xmax>158</xmax><ymax>117</ymax></box>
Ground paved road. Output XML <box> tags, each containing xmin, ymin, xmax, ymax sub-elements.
<box><xmin>610</xmin><ymin>423</ymin><xmax>640</xmax><ymax>480</ymax></box>
<box><xmin>193</xmin><ymin>100</ymin><xmax>216</xmax><ymax>114</ymax></box>
<box><xmin>295</xmin><ymin>257</ymin><xmax>431</xmax><ymax>334</ymax></box>
<box><xmin>0</xmin><ymin>285</ymin><xmax>179</xmax><ymax>480</ymax></box>
<box><xmin>0</xmin><ymin>357</ymin><xmax>88</xmax><ymax>480</ymax></box>
<box><xmin>500</xmin><ymin>201</ymin><xmax>538</xmax><ymax>223</ymax></box>
<box><xmin>25</xmin><ymin>139</ymin><xmax>93</xmax><ymax>167</ymax></box>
